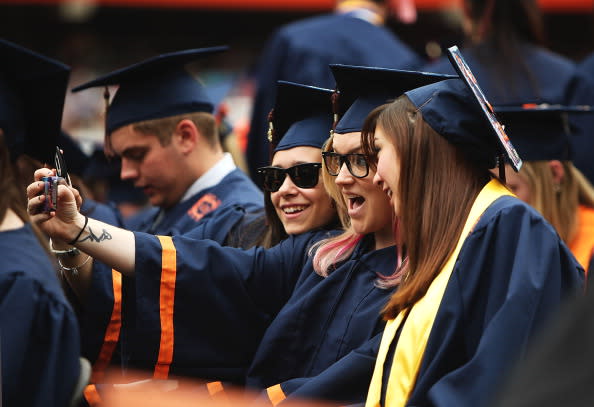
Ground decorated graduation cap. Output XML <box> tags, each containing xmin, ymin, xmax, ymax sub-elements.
<box><xmin>0</xmin><ymin>39</ymin><xmax>70</xmax><ymax>164</ymax></box>
<box><xmin>494</xmin><ymin>104</ymin><xmax>593</xmax><ymax>161</ymax></box>
<box><xmin>404</xmin><ymin>46</ymin><xmax>523</xmax><ymax>175</ymax></box>
<box><xmin>269</xmin><ymin>80</ymin><xmax>334</xmax><ymax>153</ymax></box>
<box><xmin>71</xmin><ymin>46</ymin><xmax>228</xmax><ymax>134</ymax></box>
<box><xmin>329</xmin><ymin>64</ymin><xmax>456</xmax><ymax>134</ymax></box>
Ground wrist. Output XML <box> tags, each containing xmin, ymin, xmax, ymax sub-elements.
<box><xmin>67</xmin><ymin>214</ymin><xmax>89</xmax><ymax>246</ymax></box>
<box><xmin>49</xmin><ymin>238</ymin><xmax>80</xmax><ymax>257</ymax></box>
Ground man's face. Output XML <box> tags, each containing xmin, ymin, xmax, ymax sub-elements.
<box><xmin>110</xmin><ymin>125</ymin><xmax>186</xmax><ymax>209</ymax></box>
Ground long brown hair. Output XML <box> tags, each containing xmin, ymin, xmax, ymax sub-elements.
<box><xmin>0</xmin><ymin>130</ymin><xmax>51</xmax><ymax>254</ymax></box>
<box><xmin>362</xmin><ymin>97</ymin><xmax>490</xmax><ymax>319</ymax></box>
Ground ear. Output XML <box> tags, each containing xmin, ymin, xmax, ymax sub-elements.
<box><xmin>174</xmin><ymin>119</ymin><xmax>198</xmax><ymax>154</ymax></box>
<box><xmin>548</xmin><ymin>160</ymin><xmax>565</xmax><ymax>185</ymax></box>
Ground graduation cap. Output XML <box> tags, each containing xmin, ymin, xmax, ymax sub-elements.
<box><xmin>495</xmin><ymin>104</ymin><xmax>594</xmax><ymax>161</ymax></box>
<box><xmin>329</xmin><ymin>64</ymin><xmax>456</xmax><ymax>134</ymax></box>
<box><xmin>270</xmin><ymin>80</ymin><xmax>334</xmax><ymax>152</ymax></box>
<box><xmin>71</xmin><ymin>46</ymin><xmax>228</xmax><ymax>134</ymax></box>
<box><xmin>58</xmin><ymin>130</ymin><xmax>89</xmax><ymax>175</ymax></box>
<box><xmin>0</xmin><ymin>39</ymin><xmax>70</xmax><ymax>164</ymax></box>
<box><xmin>404</xmin><ymin>46</ymin><xmax>523</xmax><ymax>174</ymax></box>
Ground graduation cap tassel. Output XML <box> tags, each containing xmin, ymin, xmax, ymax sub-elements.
<box><xmin>331</xmin><ymin>90</ymin><xmax>340</xmax><ymax>135</ymax></box>
<box><xmin>102</xmin><ymin>86</ymin><xmax>114</xmax><ymax>156</ymax></box>
<box><xmin>267</xmin><ymin>108</ymin><xmax>275</xmax><ymax>162</ymax></box>
<box><xmin>498</xmin><ymin>153</ymin><xmax>506</xmax><ymax>184</ymax></box>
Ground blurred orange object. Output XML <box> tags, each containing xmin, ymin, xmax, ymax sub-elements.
<box><xmin>100</xmin><ymin>369</ymin><xmax>341</xmax><ymax>407</ymax></box>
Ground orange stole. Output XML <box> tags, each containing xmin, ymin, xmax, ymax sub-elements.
<box><xmin>569</xmin><ymin>205</ymin><xmax>594</xmax><ymax>273</ymax></box>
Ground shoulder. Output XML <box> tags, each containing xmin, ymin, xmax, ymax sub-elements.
<box><xmin>472</xmin><ymin>195</ymin><xmax>558</xmax><ymax>236</ymax></box>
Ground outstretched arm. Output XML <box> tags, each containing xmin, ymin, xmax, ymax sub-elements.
<box><xmin>27</xmin><ymin>168</ymin><xmax>136</xmax><ymax>276</ymax></box>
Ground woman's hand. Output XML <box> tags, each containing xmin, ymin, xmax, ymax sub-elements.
<box><xmin>26</xmin><ymin>168</ymin><xmax>85</xmax><ymax>242</ymax></box>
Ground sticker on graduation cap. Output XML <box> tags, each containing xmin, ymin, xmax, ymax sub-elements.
<box><xmin>446</xmin><ymin>46</ymin><xmax>523</xmax><ymax>172</ymax></box>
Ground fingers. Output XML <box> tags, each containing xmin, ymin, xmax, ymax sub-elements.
<box><xmin>34</xmin><ymin>168</ymin><xmax>55</xmax><ymax>182</ymax></box>
<box><xmin>27</xmin><ymin>191</ymin><xmax>51</xmax><ymax>222</ymax></box>
<box><xmin>26</xmin><ymin>180</ymin><xmax>45</xmax><ymax>200</ymax></box>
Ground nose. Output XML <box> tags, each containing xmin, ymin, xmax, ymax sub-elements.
<box><xmin>120</xmin><ymin>159</ymin><xmax>139</xmax><ymax>181</ymax></box>
<box><xmin>372</xmin><ymin>171</ymin><xmax>383</xmax><ymax>187</ymax></box>
<box><xmin>275</xmin><ymin>174</ymin><xmax>298</xmax><ymax>195</ymax></box>
<box><xmin>334</xmin><ymin>161</ymin><xmax>353</xmax><ymax>186</ymax></box>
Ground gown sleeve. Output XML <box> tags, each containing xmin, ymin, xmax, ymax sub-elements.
<box><xmin>268</xmin><ymin>332</ymin><xmax>384</xmax><ymax>405</ymax></box>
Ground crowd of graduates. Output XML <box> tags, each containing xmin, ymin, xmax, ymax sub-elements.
<box><xmin>2</xmin><ymin>0</ymin><xmax>594</xmax><ymax>406</ymax></box>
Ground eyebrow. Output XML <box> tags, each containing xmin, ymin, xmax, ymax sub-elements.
<box><xmin>332</xmin><ymin>146</ymin><xmax>363</xmax><ymax>154</ymax></box>
<box><xmin>271</xmin><ymin>159</ymin><xmax>320</xmax><ymax>168</ymax></box>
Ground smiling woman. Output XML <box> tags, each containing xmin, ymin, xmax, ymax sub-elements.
<box><xmin>251</xmin><ymin>80</ymin><xmax>341</xmax><ymax>247</ymax></box>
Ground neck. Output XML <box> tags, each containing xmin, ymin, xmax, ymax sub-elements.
<box><xmin>336</xmin><ymin>0</ymin><xmax>386</xmax><ymax>25</ymax></box>
<box><xmin>0</xmin><ymin>208</ymin><xmax>24</xmax><ymax>232</ymax></box>
<box><xmin>374</xmin><ymin>226</ymin><xmax>396</xmax><ymax>250</ymax></box>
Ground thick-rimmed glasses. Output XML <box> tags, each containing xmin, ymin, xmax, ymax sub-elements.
<box><xmin>257</xmin><ymin>163</ymin><xmax>322</xmax><ymax>192</ymax></box>
<box><xmin>322</xmin><ymin>152</ymin><xmax>369</xmax><ymax>178</ymax></box>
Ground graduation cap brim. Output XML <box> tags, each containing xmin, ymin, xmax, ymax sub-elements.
<box><xmin>0</xmin><ymin>39</ymin><xmax>70</xmax><ymax>164</ymax></box>
<box><xmin>330</xmin><ymin>64</ymin><xmax>457</xmax><ymax>133</ymax></box>
<box><xmin>271</xmin><ymin>81</ymin><xmax>334</xmax><ymax>151</ymax></box>
<box><xmin>446</xmin><ymin>46</ymin><xmax>523</xmax><ymax>171</ymax></box>
<box><xmin>71</xmin><ymin>46</ymin><xmax>229</xmax><ymax>133</ymax></box>
<box><xmin>71</xmin><ymin>46</ymin><xmax>228</xmax><ymax>92</ymax></box>
<box><xmin>494</xmin><ymin>104</ymin><xmax>594</xmax><ymax>161</ymax></box>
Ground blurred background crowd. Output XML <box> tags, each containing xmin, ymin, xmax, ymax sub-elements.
<box><xmin>2</xmin><ymin>0</ymin><xmax>593</xmax><ymax>195</ymax></box>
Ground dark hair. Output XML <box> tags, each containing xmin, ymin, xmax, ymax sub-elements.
<box><xmin>466</xmin><ymin>0</ymin><xmax>545</xmax><ymax>99</ymax></box>
<box><xmin>362</xmin><ymin>96</ymin><xmax>490</xmax><ymax>318</ymax></box>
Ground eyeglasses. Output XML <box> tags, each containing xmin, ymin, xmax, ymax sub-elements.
<box><xmin>257</xmin><ymin>163</ymin><xmax>322</xmax><ymax>192</ymax></box>
<box><xmin>322</xmin><ymin>152</ymin><xmax>369</xmax><ymax>178</ymax></box>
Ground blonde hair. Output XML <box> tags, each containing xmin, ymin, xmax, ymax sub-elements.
<box><xmin>520</xmin><ymin>161</ymin><xmax>594</xmax><ymax>243</ymax></box>
<box><xmin>311</xmin><ymin>132</ymin><xmax>361</xmax><ymax>276</ymax></box>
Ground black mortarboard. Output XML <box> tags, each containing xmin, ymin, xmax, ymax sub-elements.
<box><xmin>0</xmin><ymin>39</ymin><xmax>70</xmax><ymax>164</ymax></box>
<box><xmin>329</xmin><ymin>64</ymin><xmax>456</xmax><ymax>134</ymax></box>
<box><xmin>405</xmin><ymin>46</ymin><xmax>522</xmax><ymax>172</ymax></box>
<box><xmin>495</xmin><ymin>104</ymin><xmax>593</xmax><ymax>161</ymax></box>
<box><xmin>271</xmin><ymin>81</ymin><xmax>334</xmax><ymax>152</ymax></box>
<box><xmin>58</xmin><ymin>130</ymin><xmax>89</xmax><ymax>175</ymax></box>
<box><xmin>71</xmin><ymin>46</ymin><xmax>228</xmax><ymax>134</ymax></box>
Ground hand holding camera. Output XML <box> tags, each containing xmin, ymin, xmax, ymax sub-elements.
<box><xmin>26</xmin><ymin>147</ymin><xmax>85</xmax><ymax>243</ymax></box>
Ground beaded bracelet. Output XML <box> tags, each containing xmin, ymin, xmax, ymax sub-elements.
<box><xmin>68</xmin><ymin>215</ymin><xmax>89</xmax><ymax>246</ymax></box>
<box><xmin>58</xmin><ymin>255</ymin><xmax>91</xmax><ymax>276</ymax></box>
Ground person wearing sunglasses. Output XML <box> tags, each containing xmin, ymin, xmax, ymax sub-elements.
<box><xmin>24</xmin><ymin>65</ymin><xmax>454</xmax><ymax>405</ymax></box>
<box><xmin>362</xmin><ymin>53</ymin><xmax>583</xmax><ymax>407</ymax></box>
<box><xmin>248</xmin><ymin>80</ymin><xmax>340</xmax><ymax>249</ymax></box>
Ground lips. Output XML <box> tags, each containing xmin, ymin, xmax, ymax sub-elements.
<box><xmin>345</xmin><ymin>193</ymin><xmax>366</xmax><ymax>218</ymax></box>
<box><xmin>280</xmin><ymin>204</ymin><xmax>310</xmax><ymax>219</ymax></box>
<box><xmin>282</xmin><ymin>205</ymin><xmax>308</xmax><ymax>214</ymax></box>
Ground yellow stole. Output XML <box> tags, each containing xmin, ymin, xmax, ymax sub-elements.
<box><xmin>366</xmin><ymin>179</ymin><xmax>513</xmax><ymax>407</ymax></box>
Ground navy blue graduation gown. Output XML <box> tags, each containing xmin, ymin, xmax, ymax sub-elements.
<box><xmin>423</xmin><ymin>42</ymin><xmax>594</xmax><ymax>184</ymax></box>
<box><xmin>132</xmin><ymin>232</ymin><xmax>397</xmax><ymax>403</ymax></box>
<box><xmin>490</xmin><ymin>284</ymin><xmax>592</xmax><ymax>407</ymax></box>
<box><xmin>78</xmin><ymin>168</ymin><xmax>263</xmax><ymax>370</ymax></box>
<box><xmin>0</xmin><ymin>223</ymin><xmax>81</xmax><ymax>407</ymax></box>
<box><xmin>81</xmin><ymin>198</ymin><xmax>124</xmax><ymax>228</ymax></box>
<box><xmin>246</xmin><ymin>12</ymin><xmax>423</xmax><ymax>183</ymax></box>
<box><xmin>380</xmin><ymin>196</ymin><xmax>583</xmax><ymax>407</ymax></box>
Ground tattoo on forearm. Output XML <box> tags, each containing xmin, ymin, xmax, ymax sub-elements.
<box><xmin>79</xmin><ymin>227</ymin><xmax>113</xmax><ymax>243</ymax></box>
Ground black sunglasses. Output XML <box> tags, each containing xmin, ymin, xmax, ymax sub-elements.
<box><xmin>257</xmin><ymin>163</ymin><xmax>322</xmax><ymax>192</ymax></box>
<box><xmin>322</xmin><ymin>152</ymin><xmax>369</xmax><ymax>178</ymax></box>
